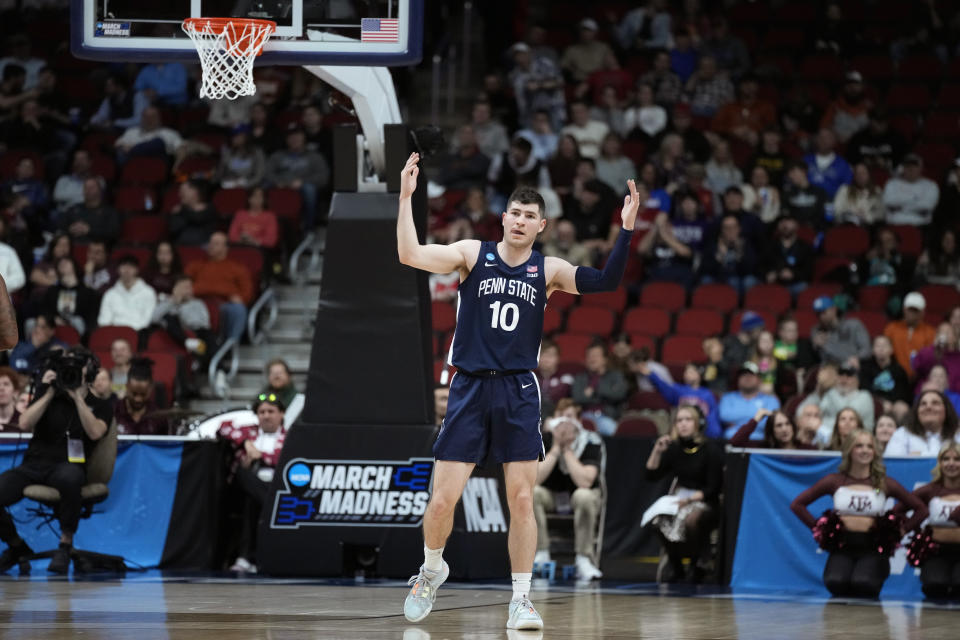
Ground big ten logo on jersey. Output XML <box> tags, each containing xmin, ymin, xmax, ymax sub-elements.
<box><xmin>270</xmin><ymin>458</ymin><xmax>434</xmax><ymax>529</ymax></box>
<box><xmin>462</xmin><ymin>477</ymin><xmax>507</xmax><ymax>533</ymax></box>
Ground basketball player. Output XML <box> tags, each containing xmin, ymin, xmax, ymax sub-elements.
<box><xmin>397</xmin><ymin>152</ymin><xmax>639</xmax><ymax>630</ymax></box>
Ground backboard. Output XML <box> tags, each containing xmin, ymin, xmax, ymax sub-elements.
<box><xmin>70</xmin><ymin>0</ymin><xmax>423</xmax><ymax>66</ymax></box>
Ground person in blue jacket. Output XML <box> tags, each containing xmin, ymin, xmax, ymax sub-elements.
<box><xmin>638</xmin><ymin>360</ymin><xmax>721</xmax><ymax>439</ymax></box>
<box><xmin>719</xmin><ymin>361</ymin><xmax>781</xmax><ymax>440</ymax></box>
<box><xmin>803</xmin><ymin>129</ymin><xmax>853</xmax><ymax>218</ymax></box>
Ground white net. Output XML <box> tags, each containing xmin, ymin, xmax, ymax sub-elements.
<box><xmin>182</xmin><ymin>18</ymin><xmax>276</xmax><ymax>101</ymax></box>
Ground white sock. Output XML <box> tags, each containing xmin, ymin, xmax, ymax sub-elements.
<box><xmin>511</xmin><ymin>572</ymin><xmax>532</xmax><ymax>601</ymax></box>
<box><xmin>423</xmin><ymin>545</ymin><xmax>444</xmax><ymax>572</ymax></box>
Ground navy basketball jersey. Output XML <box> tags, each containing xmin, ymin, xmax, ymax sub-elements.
<box><xmin>448</xmin><ymin>241</ymin><xmax>547</xmax><ymax>372</ymax></box>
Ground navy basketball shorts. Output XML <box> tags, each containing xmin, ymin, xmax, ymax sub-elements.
<box><xmin>434</xmin><ymin>371</ymin><xmax>544</xmax><ymax>467</ymax></box>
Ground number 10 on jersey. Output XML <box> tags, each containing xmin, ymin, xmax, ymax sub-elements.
<box><xmin>489</xmin><ymin>301</ymin><xmax>519</xmax><ymax>332</ymax></box>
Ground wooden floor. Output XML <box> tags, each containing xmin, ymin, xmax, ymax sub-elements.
<box><xmin>0</xmin><ymin>573</ymin><xmax>957</xmax><ymax>639</ymax></box>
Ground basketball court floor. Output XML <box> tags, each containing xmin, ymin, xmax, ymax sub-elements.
<box><xmin>0</xmin><ymin>573</ymin><xmax>956</xmax><ymax>639</ymax></box>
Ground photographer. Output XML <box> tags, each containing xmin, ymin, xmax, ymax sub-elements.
<box><xmin>0</xmin><ymin>347</ymin><xmax>111</xmax><ymax>574</ymax></box>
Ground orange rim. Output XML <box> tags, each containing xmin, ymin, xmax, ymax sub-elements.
<box><xmin>183</xmin><ymin>17</ymin><xmax>276</xmax><ymax>56</ymax></box>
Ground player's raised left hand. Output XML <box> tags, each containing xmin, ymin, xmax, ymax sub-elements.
<box><xmin>620</xmin><ymin>179</ymin><xmax>640</xmax><ymax>231</ymax></box>
<box><xmin>399</xmin><ymin>152</ymin><xmax>420</xmax><ymax>200</ymax></box>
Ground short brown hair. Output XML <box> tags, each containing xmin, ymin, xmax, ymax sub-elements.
<box><xmin>0</xmin><ymin>367</ymin><xmax>21</xmax><ymax>392</ymax></box>
<box><xmin>506</xmin><ymin>186</ymin><xmax>545</xmax><ymax>218</ymax></box>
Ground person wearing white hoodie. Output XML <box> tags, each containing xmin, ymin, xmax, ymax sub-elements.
<box><xmin>97</xmin><ymin>255</ymin><xmax>157</xmax><ymax>330</ymax></box>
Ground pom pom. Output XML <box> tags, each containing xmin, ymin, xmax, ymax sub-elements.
<box><xmin>906</xmin><ymin>527</ymin><xmax>939</xmax><ymax>567</ymax></box>
<box><xmin>812</xmin><ymin>510</ymin><xmax>845</xmax><ymax>552</ymax></box>
<box><xmin>869</xmin><ymin>510</ymin><xmax>905</xmax><ymax>558</ymax></box>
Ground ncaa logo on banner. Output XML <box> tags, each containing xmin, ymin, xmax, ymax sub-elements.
<box><xmin>270</xmin><ymin>457</ymin><xmax>435</xmax><ymax>529</ymax></box>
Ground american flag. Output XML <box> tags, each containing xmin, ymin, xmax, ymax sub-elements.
<box><xmin>361</xmin><ymin>18</ymin><xmax>399</xmax><ymax>43</ymax></box>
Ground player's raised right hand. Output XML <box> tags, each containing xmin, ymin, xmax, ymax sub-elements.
<box><xmin>399</xmin><ymin>152</ymin><xmax>420</xmax><ymax>200</ymax></box>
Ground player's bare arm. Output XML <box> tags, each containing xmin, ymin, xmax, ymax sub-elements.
<box><xmin>0</xmin><ymin>274</ymin><xmax>17</xmax><ymax>351</ymax></box>
<box><xmin>396</xmin><ymin>152</ymin><xmax>480</xmax><ymax>278</ymax></box>
<box><xmin>546</xmin><ymin>179</ymin><xmax>639</xmax><ymax>296</ymax></box>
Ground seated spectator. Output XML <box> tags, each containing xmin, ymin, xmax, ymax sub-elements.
<box><xmin>625</xmin><ymin>347</ymin><xmax>673</xmax><ymax>393</ymax></box>
<box><xmin>508</xmin><ymin>43</ymin><xmax>566</xmax><ymax>131</ymax></box>
<box><xmin>913</xmin><ymin>322</ymin><xmax>960</xmax><ymax>394</ymax></box>
<box><xmin>704</xmin><ymin>141</ymin><xmax>743</xmax><ymax>200</ymax></box>
<box><xmin>589</xmin><ymin>85</ymin><xmax>627</xmax><ymax>139</ymax></box>
<box><xmin>664</xmin><ymin>103</ymin><xmax>711</xmax><ymax>163</ymax></box>
<box><xmin>247</xmin><ymin>102</ymin><xmax>280</xmax><ymax>154</ymax></box>
<box><xmin>719</xmin><ymin>362</ymin><xmax>781</xmax><ymax>440</ymax></box>
<box><xmin>28</xmin><ymin>233</ymin><xmax>71</xmax><ymax>301</ymax></box>
<box><xmin>684</xmin><ymin>55</ymin><xmax>734</xmax><ymax>118</ymax></box>
<box><xmin>795</xmin><ymin>403</ymin><xmax>823</xmax><ymax>446</ymax></box>
<box><xmin>639</xmin><ymin>211</ymin><xmax>697</xmax><ymax>287</ymax></box>
<box><xmin>821</xmin><ymin>71</ymin><xmax>871</xmax><ymax>143</ymax></box>
<box><xmin>699</xmin><ymin>213</ymin><xmax>758</xmax><ymax>296</ymax></box>
<box><xmin>730</xmin><ymin>408</ymin><xmax>814</xmax><ymax>449</ymax></box>
<box><xmin>440</xmin><ymin>125</ymin><xmax>492</xmax><ymax>190</ymax></box>
<box><xmin>681</xmin><ymin>164</ymin><xmax>715</xmax><ymax>217</ymax></box>
<box><xmin>561</xmin><ymin>101</ymin><xmax>609</xmax><ymax>160</ymax></box>
<box><xmin>458</xmin><ymin>100</ymin><xmax>509</xmax><ymax>160</ymax></box>
<box><xmin>711</xmin><ymin>74</ymin><xmax>775</xmax><ymax>147</ymax></box>
<box><xmin>2</xmin><ymin>156</ymin><xmax>48</xmax><ymax>229</ymax></box>
<box><xmin>221</xmin><ymin>393</ymin><xmax>287</xmax><ymax>574</ymax></box>
<box><xmin>750</xmin><ymin>130</ymin><xmax>789</xmax><ymax>188</ymax></box>
<box><xmin>623</xmin><ymin>83</ymin><xmax>667</xmax><ymax>143</ymax></box>
<box><xmin>41</xmin><ymin>257</ymin><xmax>98</xmax><ymax>337</ymax></box>
<box><xmin>0</xmin><ymin>367</ymin><xmax>22</xmax><ymax>431</ymax></box>
<box><xmin>564</xmin><ymin>178</ymin><xmax>618</xmax><ymax>250</ymax></box>
<box><xmin>261</xmin><ymin>358</ymin><xmax>298</xmax><ymax>411</ymax></box>
<box><xmin>914</xmin><ymin>229</ymin><xmax>960</xmax><ymax>287</ymax></box>
<box><xmin>884</xmin><ymin>291</ymin><xmax>936</xmax><ymax>377</ymax></box>
<box><xmin>922</xmin><ymin>365</ymin><xmax>960</xmax><ymax>416</ymax></box>
<box><xmin>722</xmin><ymin>311</ymin><xmax>764</xmax><ymax>374</ymax></box>
<box><xmin>702</xmin><ymin>17</ymin><xmax>749</xmax><ymax>77</ymax></box>
<box><xmin>526</xmin><ymin>23</ymin><xmax>559</xmax><ymax>66</ymax></box>
<box><xmin>639</xmin><ymin>50</ymin><xmax>682</xmax><ymax>107</ymax></box>
<box><xmin>595</xmin><ymin>134</ymin><xmax>636</xmax><ymax>197</ymax></box>
<box><xmin>143</xmin><ymin>241</ymin><xmax>182</xmax><ymax>296</ymax></box>
<box><xmin>773</xmin><ymin>314</ymin><xmax>818</xmax><ymax>399</ymax></box>
<box><xmin>740</xmin><ymin>166</ymin><xmax>780</xmax><ymax>223</ymax></box>
<box><xmin>874</xmin><ymin>414</ymin><xmax>897</xmax><ymax>453</ymax></box>
<box><xmin>89</xmin><ymin>72</ymin><xmax>148</xmax><ymax>131</ymax></box>
<box><xmin>433</xmin><ymin>383</ymin><xmax>448</xmax><ymax>428</ymax></box>
<box><xmin>883</xmin><ymin>154</ymin><xmax>940</xmax><ymax>226</ymax></box>
<box><xmin>644</xmin><ymin>405</ymin><xmax>723</xmax><ymax>583</ymax></box>
<box><xmin>133</xmin><ymin>62</ymin><xmax>187</xmax><ymax>106</ymax></box>
<box><xmin>861</xmin><ymin>226</ymin><xmax>912</xmax><ymax>288</ymax></box>
<box><xmin>1</xmin><ymin>100</ymin><xmax>66</xmax><ymax>178</ymax></box>
<box><xmin>186</xmin><ymin>232</ymin><xmax>254</xmax><ymax>343</ymax></box>
<box><xmin>151</xmin><ymin>274</ymin><xmax>213</xmax><ymax>356</ymax></box>
<box><xmin>571</xmin><ymin>341</ymin><xmax>628</xmax><ymax>436</ymax></box>
<box><xmin>216</xmin><ymin>125</ymin><xmax>265</xmax><ymax>189</ymax></box>
<box><xmin>761</xmin><ymin>215</ymin><xmax>813</xmax><ymax>297</ymax></box>
<box><xmin>0</xmin><ymin>64</ymin><xmax>36</xmax><ymax>121</ymax></box>
<box><xmin>534</xmin><ymin>413</ymin><xmax>604</xmax><ymax>580</ymax></box>
<box><xmin>860</xmin><ymin>335</ymin><xmax>911</xmax><ymax>423</ymax></box>
<box><xmin>115</xmin><ymin>357</ymin><xmax>169</xmax><ymax>436</ymax></box>
<box><xmin>751</xmin><ymin>330</ymin><xmax>778</xmax><ymax>395</ymax></box>
<box><xmin>58</xmin><ymin>178</ymin><xmax>120</xmax><ymax>243</ymax></box>
<box><xmin>0</xmin><ymin>219</ymin><xmax>24</xmax><ymax>295</ymax></box>
<box><xmin>560</xmin><ymin>18</ymin><xmax>614</xmax><ymax>84</ymax></box>
<box><xmin>804</xmin><ymin>129</ymin><xmax>853</xmax><ymax>211</ymax></box>
<box><xmin>639</xmin><ymin>360</ymin><xmax>720</xmax><ymax>439</ymax></box>
<box><xmin>803</xmin><ymin>364</ymin><xmax>876</xmax><ymax>445</ymax></box>
<box><xmin>0</xmin><ymin>35</ymin><xmax>44</xmax><ymax>89</ymax></box>
<box><xmin>811</xmin><ymin>296</ymin><xmax>871</xmax><ymax>365</ymax></box>
<box><xmin>651</xmin><ymin>134</ymin><xmax>687</xmax><ymax>195</ymax></box>
<box><xmin>825</xmin><ymin>407</ymin><xmax>867</xmax><ymax>451</ymax></box>
<box><xmin>228</xmin><ymin>186</ymin><xmax>279</xmax><ymax>250</ymax></box>
<box><xmin>169</xmin><ymin>179</ymin><xmax>220</xmax><ymax>246</ymax></box>
<box><xmin>701</xmin><ymin>337</ymin><xmax>728</xmax><ymax>394</ymax></box>
<box><xmin>833</xmin><ymin>163</ymin><xmax>883</xmax><ymax>226</ymax></box>
<box><xmin>487</xmin><ymin>136</ymin><xmax>550</xmax><ymax>212</ymax></box>
<box><xmin>265</xmin><ymin>125</ymin><xmax>330</xmax><ymax>230</ymax></box>
<box><xmin>82</xmin><ymin>239</ymin><xmax>114</xmax><ymax>294</ymax></box>
<box><xmin>935</xmin><ymin>157</ymin><xmax>960</xmax><ymax>232</ymax></box>
<box><xmin>612</xmin><ymin>1</ymin><xmax>672</xmax><ymax>51</ymax></box>
<box><xmin>9</xmin><ymin>313</ymin><xmax>66</xmax><ymax>373</ymax></box>
<box><xmin>52</xmin><ymin>150</ymin><xmax>95</xmax><ymax>219</ymax></box>
<box><xmin>438</xmin><ymin>188</ymin><xmax>501</xmax><ymax>243</ymax></box>
<box><xmin>846</xmin><ymin>107</ymin><xmax>906</xmax><ymax>171</ymax></box>
<box><xmin>542</xmin><ymin>219</ymin><xmax>590</xmax><ymax>267</ymax></box>
<box><xmin>114</xmin><ymin>106</ymin><xmax>184</xmax><ymax>164</ymax></box>
<box><xmin>781</xmin><ymin>162</ymin><xmax>828</xmax><ymax>230</ymax></box>
<box><xmin>516</xmin><ymin>110</ymin><xmax>559</xmax><ymax>161</ymax></box>
<box><xmin>886</xmin><ymin>390</ymin><xmax>960</xmax><ymax>456</ymax></box>
<box><xmin>670</xmin><ymin>28</ymin><xmax>698</xmax><ymax>82</ymax></box>
<box><xmin>97</xmin><ymin>255</ymin><xmax>157</xmax><ymax>331</ymax></box>
<box><xmin>109</xmin><ymin>338</ymin><xmax>133</xmax><ymax>397</ymax></box>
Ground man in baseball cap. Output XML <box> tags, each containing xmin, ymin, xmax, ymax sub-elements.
<box><xmin>561</xmin><ymin>16</ymin><xmax>614</xmax><ymax>82</ymax></box>
<box><xmin>883</xmin><ymin>292</ymin><xmax>936</xmax><ymax>376</ymax></box>
<box><xmin>721</xmin><ymin>311</ymin><xmax>765</xmax><ymax>372</ymax></box>
<box><xmin>811</xmin><ymin>295</ymin><xmax>871</xmax><ymax>365</ymax></box>
<box><xmin>719</xmin><ymin>361</ymin><xmax>780</xmax><ymax>440</ymax></box>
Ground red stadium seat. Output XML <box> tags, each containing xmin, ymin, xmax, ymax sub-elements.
<box><xmin>730</xmin><ymin>310</ymin><xmax>776</xmax><ymax>332</ymax></box>
<box><xmin>547</xmin><ymin>291</ymin><xmax>578</xmax><ymax>312</ymax></box>
<box><xmin>579</xmin><ymin>288</ymin><xmax>627</xmax><ymax>312</ymax></box>
<box><xmin>121</xmin><ymin>215</ymin><xmax>168</xmax><ymax>245</ymax></box>
<box><xmin>556</xmin><ymin>360</ymin><xmax>586</xmax><ymax>377</ymax></box>
<box><xmin>675</xmin><ymin>309</ymin><xmax>724</xmax><ymax>337</ymax></box>
<box><xmin>913</xmin><ymin>142</ymin><xmax>955</xmax><ymax>177</ymax></box>
<box><xmin>918</xmin><ymin>285</ymin><xmax>960</xmax><ymax>316</ymax></box>
<box><xmin>626</xmin><ymin>334</ymin><xmax>657</xmax><ymax>357</ymax></box>
<box><xmin>0</xmin><ymin>149</ymin><xmax>45</xmax><ymax>181</ymax></box>
<box><xmin>921</xmin><ymin>112</ymin><xmax>960</xmax><ymax>143</ymax></box>
<box><xmin>267</xmin><ymin>187</ymin><xmax>303</xmax><ymax>223</ymax></box>
<box><xmin>640</xmin><ymin>282</ymin><xmax>686</xmax><ymax>311</ymax></box>
<box><xmin>141</xmin><ymin>351</ymin><xmax>178</xmax><ymax>402</ymax></box>
<box><xmin>176</xmin><ymin>154</ymin><xmax>217</xmax><ymax>179</ymax></box>
<box><xmin>120</xmin><ymin>157</ymin><xmax>168</xmax><ymax>186</ymax></box>
<box><xmin>937</xmin><ymin>83</ymin><xmax>960</xmax><ymax>109</ymax></box>
<box><xmin>690</xmin><ymin>283</ymin><xmax>739</xmax><ymax>313</ymax></box>
<box><xmin>88</xmin><ymin>154</ymin><xmax>116</xmax><ymax>183</ymax></box>
<box><xmin>146</xmin><ymin>329</ymin><xmax>187</xmax><ymax>355</ymax></box>
<box><xmin>431</xmin><ymin>301</ymin><xmax>456</xmax><ymax>333</ymax></box>
<box><xmin>228</xmin><ymin>246</ymin><xmax>265</xmax><ymax>285</ymax></box>
<box><xmin>622</xmin><ymin>308</ymin><xmax>671</xmax><ymax>338</ymax></box>
<box><xmin>113</xmin><ymin>185</ymin><xmax>157</xmax><ymax>214</ymax></box>
<box><xmin>858</xmin><ymin>285</ymin><xmax>890</xmax><ymax>311</ymax></box>
<box><xmin>743</xmin><ymin>285</ymin><xmax>791</xmax><ymax>315</ymax></box>
<box><xmin>850</xmin><ymin>55</ymin><xmax>894</xmax><ymax>83</ymax></box>
<box><xmin>796</xmin><ymin>284</ymin><xmax>843</xmax><ymax>312</ymax></box>
<box><xmin>792</xmin><ymin>310</ymin><xmax>819</xmax><ymax>338</ymax></box>
<box><xmin>80</xmin><ymin>131</ymin><xmax>119</xmax><ymax>155</ymax></box>
<box><xmin>761</xmin><ymin>28</ymin><xmax>805</xmax><ymax>51</ymax></box>
<box><xmin>628</xmin><ymin>391</ymin><xmax>671</xmax><ymax>412</ymax></box>
<box><xmin>160</xmin><ymin>185</ymin><xmax>180</xmax><ymax>213</ymax></box>
<box><xmin>897</xmin><ymin>54</ymin><xmax>944</xmax><ymax>82</ymax></box>
<box><xmin>614</xmin><ymin>417</ymin><xmax>659</xmax><ymax>438</ymax></box>
<box><xmin>813</xmin><ymin>257</ymin><xmax>851</xmax><ymax>282</ymax></box>
<box><xmin>798</xmin><ymin>54</ymin><xmax>842</xmax><ymax>83</ymax></box>
<box><xmin>822</xmin><ymin>225</ymin><xmax>870</xmax><ymax>257</ymax></box>
<box><xmin>89</xmin><ymin>326</ymin><xmax>138</xmax><ymax>352</ymax></box>
<box><xmin>111</xmin><ymin>247</ymin><xmax>150</xmax><ymax>269</ymax></box>
<box><xmin>543</xmin><ymin>306</ymin><xmax>562</xmax><ymax>335</ymax></box>
<box><xmin>886</xmin><ymin>84</ymin><xmax>933</xmax><ymax>112</ymax></box>
<box><xmin>887</xmin><ymin>225</ymin><xmax>923</xmax><ymax>256</ymax></box>
<box><xmin>661</xmin><ymin>336</ymin><xmax>705</xmax><ymax>366</ymax></box>
<box><xmin>212</xmin><ymin>188</ymin><xmax>249</xmax><ymax>216</ymax></box>
<box><xmin>847</xmin><ymin>311</ymin><xmax>887</xmax><ymax>337</ymax></box>
<box><xmin>54</xmin><ymin>325</ymin><xmax>80</xmax><ymax>346</ymax></box>
<box><xmin>553</xmin><ymin>333</ymin><xmax>594</xmax><ymax>361</ymax></box>
<box><xmin>566</xmin><ymin>307</ymin><xmax>616</xmax><ymax>337</ymax></box>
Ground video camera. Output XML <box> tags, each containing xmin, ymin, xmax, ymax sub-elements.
<box><xmin>37</xmin><ymin>349</ymin><xmax>99</xmax><ymax>392</ymax></box>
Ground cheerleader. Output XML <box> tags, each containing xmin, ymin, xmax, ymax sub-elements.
<box><xmin>899</xmin><ymin>441</ymin><xmax>960</xmax><ymax>599</ymax></box>
<box><xmin>791</xmin><ymin>429</ymin><xmax>928</xmax><ymax>597</ymax></box>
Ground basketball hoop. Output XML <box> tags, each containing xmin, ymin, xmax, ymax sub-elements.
<box><xmin>182</xmin><ymin>17</ymin><xmax>276</xmax><ymax>100</ymax></box>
